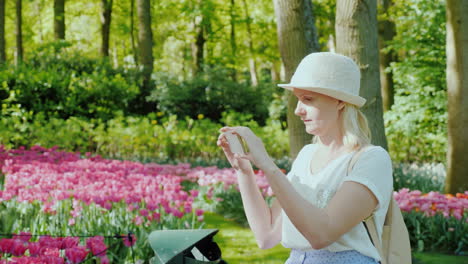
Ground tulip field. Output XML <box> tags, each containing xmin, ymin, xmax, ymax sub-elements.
<box><xmin>0</xmin><ymin>146</ymin><xmax>466</xmax><ymax>263</ymax></box>
<box><xmin>0</xmin><ymin>146</ymin><xmax>271</xmax><ymax>263</ymax></box>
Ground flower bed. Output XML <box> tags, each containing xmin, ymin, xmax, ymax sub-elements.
<box><xmin>395</xmin><ymin>188</ymin><xmax>468</xmax><ymax>220</ymax></box>
<box><xmin>0</xmin><ymin>233</ymin><xmax>137</xmax><ymax>264</ymax></box>
<box><xmin>0</xmin><ymin>146</ymin><xmax>203</xmax><ymax>262</ymax></box>
<box><xmin>0</xmin><ymin>146</ymin><xmax>466</xmax><ymax>261</ymax></box>
<box><xmin>0</xmin><ymin>146</ymin><xmax>269</xmax><ymax>262</ymax></box>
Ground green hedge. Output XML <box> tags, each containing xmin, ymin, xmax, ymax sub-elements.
<box><xmin>0</xmin><ymin>112</ymin><xmax>289</xmax><ymax>164</ymax></box>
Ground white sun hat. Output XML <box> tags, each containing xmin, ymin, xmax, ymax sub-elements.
<box><xmin>277</xmin><ymin>52</ymin><xmax>366</xmax><ymax>107</ymax></box>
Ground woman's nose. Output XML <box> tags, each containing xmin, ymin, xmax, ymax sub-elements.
<box><xmin>294</xmin><ymin>101</ymin><xmax>305</xmax><ymax>116</ymax></box>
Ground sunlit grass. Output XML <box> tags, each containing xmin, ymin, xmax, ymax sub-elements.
<box><xmin>412</xmin><ymin>252</ymin><xmax>468</xmax><ymax>264</ymax></box>
<box><xmin>204</xmin><ymin>212</ymin><xmax>289</xmax><ymax>263</ymax></box>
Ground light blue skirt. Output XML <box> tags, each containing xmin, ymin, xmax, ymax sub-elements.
<box><xmin>285</xmin><ymin>249</ymin><xmax>379</xmax><ymax>264</ymax></box>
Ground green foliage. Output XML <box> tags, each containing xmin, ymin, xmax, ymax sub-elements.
<box><xmin>393</xmin><ymin>163</ymin><xmax>446</xmax><ymax>193</ymax></box>
<box><xmin>0</xmin><ymin>111</ymin><xmax>97</xmax><ymax>152</ymax></box>
<box><xmin>0</xmin><ymin>111</ymin><xmax>289</xmax><ymax>163</ymax></box>
<box><xmin>0</xmin><ymin>42</ymin><xmax>141</xmax><ymax>121</ymax></box>
<box><xmin>313</xmin><ymin>0</ymin><xmax>336</xmax><ymax>50</ymax></box>
<box><xmin>384</xmin><ymin>0</ymin><xmax>447</xmax><ymax>163</ymax></box>
<box><xmin>198</xmin><ymin>184</ymin><xmax>249</xmax><ymax>227</ymax></box>
<box><xmin>150</xmin><ymin>67</ymin><xmax>276</xmax><ymax>125</ymax></box>
<box><xmin>404</xmin><ymin>212</ymin><xmax>467</xmax><ymax>255</ymax></box>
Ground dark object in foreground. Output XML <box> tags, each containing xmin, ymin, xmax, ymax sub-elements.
<box><xmin>149</xmin><ymin>229</ymin><xmax>227</xmax><ymax>264</ymax></box>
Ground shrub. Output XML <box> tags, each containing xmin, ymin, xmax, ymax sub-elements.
<box><xmin>0</xmin><ymin>42</ymin><xmax>141</xmax><ymax>121</ymax></box>
<box><xmin>0</xmin><ymin>111</ymin><xmax>290</xmax><ymax>164</ymax></box>
<box><xmin>393</xmin><ymin>163</ymin><xmax>446</xmax><ymax>193</ymax></box>
<box><xmin>385</xmin><ymin>0</ymin><xmax>447</xmax><ymax>163</ymax></box>
<box><xmin>149</xmin><ymin>67</ymin><xmax>277</xmax><ymax>125</ymax></box>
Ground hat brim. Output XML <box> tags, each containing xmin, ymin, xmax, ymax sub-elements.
<box><xmin>277</xmin><ymin>84</ymin><xmax>366</xmax><ymax>108</ymax></box>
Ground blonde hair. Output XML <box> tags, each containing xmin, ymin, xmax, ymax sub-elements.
<box><xmin>312</xmin><ymin>104</ymin><xmax>371</xmax><ymax>150</ymax></box>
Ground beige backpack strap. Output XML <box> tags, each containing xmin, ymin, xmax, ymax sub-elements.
<box><xmin>346</xmin><ymin>145</ymin><xmax>371</xmax><ymax>176</ymax></box>
<box><xmin>346</xmin><ymin>145</ymin><xmax>386</xmax><ymax>263</ymax></box>
<box><xmin>364</xmin><ymin>216</ymin><xmax>386</xmax><ymax>264</ymax></box>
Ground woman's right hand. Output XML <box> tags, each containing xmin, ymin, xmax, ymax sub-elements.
<box><xmin>217</xmin><ymin>132</ymin><xmax>253</xmax><ymax>174</ymax></box>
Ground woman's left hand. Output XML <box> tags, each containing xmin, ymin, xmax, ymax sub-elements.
<box><xmin>219</xmin><ymin>126</ymin><xmax>275</xmax><ymax>171</ymax></box>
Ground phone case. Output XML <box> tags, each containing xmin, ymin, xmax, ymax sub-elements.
<box><xmin>224</xmin><ymin>132</ymin><xmax>244</xmax><ymax>154</ymax></box>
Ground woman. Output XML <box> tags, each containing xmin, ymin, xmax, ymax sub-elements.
<box><xmin>217</xmin><ymin>52</ymin><xmax>393</xmax><ymax>264</ymax></box>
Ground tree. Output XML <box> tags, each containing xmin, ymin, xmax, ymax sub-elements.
<box><xmin>54</xmin><ymin>0</ymin><xmax>65</xmax><ymax>40</ymax></box>
<box><xmin>273</xmin><ymin>0</ymin><xmax>320</xmax><ymax>158</ymax></box>
<box><xmin>0</xmin><ymin>0</ymin><xmax>5</xmax><ymax>63</ymax></box>
<box><xmin>378</xmin><ymin>0</ymin><xmax>396</xmax><ymax>112</ymax></box>
<box><xmin>191</xmin><ymin>0</ymin><xmax>207</xmax><ymax>76</ymax></box>
<box><xmin>229</xmin><ymin>0</ymin><xmax>237</xmax><ymax>81</ymax></box>
<box><xmin>336</xmin><ymin>0</ymin><xmax>388</xmax><ymax>149</ymax></box>
<box><xmin>130</xmin><ymin>0</ymin><xmax>138</xmax><ymax>65</ymax></box>
<box><xmin>100</xmin><ymin>0</ymin><xmax>113</xmax><ymax>57</ymax></box>
<box><xmin>15</xmin><ymin>0</ymin><xmax>23</xmax><ymax>65</ymax></box>
<box><xmin>445</xmin><ymin>0</ymin><xmax>468</xmax><ymax>194</ymax></box>
<box><xmin>241</xmin><ymin>0</ymin><xmax>258</xmax><ymax>86</ymax></box>
<box><xmin>136</xmin><ymin>0</ymin><xmax>153</xmax><ymax>112</ymax></box>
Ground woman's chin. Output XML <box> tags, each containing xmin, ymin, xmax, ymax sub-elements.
<box><xmin>305</xmin><ymin>128</ymin><xmax>320</xmax><ymax>135</ymax></box>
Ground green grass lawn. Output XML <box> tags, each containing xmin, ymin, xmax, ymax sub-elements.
<box><xmin>203</xmin><ymin>212</ymin><xmax>467</xmax><ymax>264</ymax></box>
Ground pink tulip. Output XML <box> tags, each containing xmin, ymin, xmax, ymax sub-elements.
<box><xmin>38</xmin><ymin>236</ymin><xmax>62</xmax><ymax>249</ymax></box>
<box><xmin>99</xmin><ymin>255</ymin><xmax>110</xmax><ymax>264</ymax></box>
<box><xmin>13</xmin><ymin>232</ymin><xmax>32</xmax><ymax>242</ymax></box>
<box><xmin>0</xmin><ymin>238</ymin><xmax>13</xmax><ymax>253</ymax></box>
<box><xmin>195</xmin><ymin>209</ymin><xmax>204</xmax><ymax>216</ymax></box>
<box><xmin>40</xmin><ymin>256</ymin><xmax>65</xmax><ymax>264</ymax></box>
<box><xmin>86</xmin><ymin>236</ymin><xmax>107</xmax><ymax>257</ymax></box>
<box><xmin>27</xmin><ymin>242</ymin><xmax>41</xmax><ymax>257</ymax></box>
<box><xmin>41</xmin><ymin>247</ymin><xmax>60</xmax><ymax>257</ymax></box>
<box><xmin>152</xmin><ymin>212</ymin><xmax>161</xmax><ymax>222</ymax></box>
<box><xmin>189</xmin><ymin>189</ymin><xmax>199</xmax><ymax>197</ymax></box>
<box><xmin>65</xmin><ymin>246</ymin><xmax>89</xmax><ymax>264</ymax></box>
<box><xmin>139</xmin><ymin>209</ymin><xmax>149</xmax><ymax>217</ymax></box>
<box><xmin>10</xmin><ymin>239</ymin><xmax>28</xmax><ymax>256</ymax></box>
<box><xmin>133</xmin><ymin>216</ymin><xmax>144</xmax><ymax>226</ymax></box>
<box><xmin>122</xmin><ymin>233</ymin><xmax>137</xmax><ymax>247</ymax></box>
<box><xmin>61</xmin><ymin>237</ymin><xmax>79</xmax><ymax>249</ymax></box>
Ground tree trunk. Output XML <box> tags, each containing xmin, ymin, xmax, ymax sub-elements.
<box><xmin>100</xmin><ymin>0</ymin><xmax>113</xmax><ymax>57</ymax></box>
<box><xmin>35</xmin><ymin>0</ymin><xmax>44</xmax><ymax>43</ymax></box>
<box><xmin>0</xmin><ymin>0</ymin><xmax>5</xmax><ymax>63</ymax></box>
<box><xmin>445</xmin><ymin>0</ymin><xmax>468</xmax><ymax>194</ymax></box>
<box><xmin>54</xmin><ymin>0</ymin><xmax>65</xmax><ymax>40</ymax></box>
<box><xmin>378</xmin><ymin>0</ymin><xmax>396</xmax><ymax>112</ymax></box>
<box><xmin>15</xmin><ymin>0</ymin><xmax>23</xmax><ymax>65</ymax></box>
<box><xmin>136</xmin><ymin>0</ymin><xmax>154</xmax><ymax>112</ymax></box>
<box><xmin>241</xmin><ymin>0</ymin><xmax>258</xmax><ymax>86</ymax></box>
<box><xmin>273</xmin><ymin>0</ymin><xmax>320</xmax><ymax>159</ymax></box>
<box><xmin>229</xmin><ymin>0</ymin><xmax>237</xmax><ymax>81</ymax></box>
<box><xmin>191</xmin><ymin>0</ymin><xmax>206</xmax><ymax>76</ymax></box>
<box><xmin>336</xmin><ymin>0</ymin><xmax>388</xmax><ymax>150</ymax></box>
<box><xmin>130</xmin><ymin>0</ymin><xmax>138</xmax><ymax>65</ymax></box>
<box><xmin>192</xmin><ymin>20</ymin><xmax>205</xmax><ymax>75</ymax></box>
<box><xmin>270</xmin><ymin>61</ymin><xmax>280</xmax><ymax>82</ymax></box>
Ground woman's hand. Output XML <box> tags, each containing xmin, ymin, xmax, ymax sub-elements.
<box><xmin>219</xmin><ymin>126</ymin><xmax>275</xmax><ymax>172</ymax></box>
<box><xmin>217</xmin><ymin>130</ymin><xmax>254</xmax><ymax>174</ymax></box>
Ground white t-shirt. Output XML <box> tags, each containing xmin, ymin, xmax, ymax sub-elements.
<box><xmin>281</xmin><ymin>144</ymin><xmax>393</xmax><ymax>262</ymax></box>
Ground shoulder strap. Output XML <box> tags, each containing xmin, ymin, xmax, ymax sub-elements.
<box><xmin>345</xmin><ymin>145</ymin><xmax>386</xmax><ymax>263</ymax></box>
<box><xmin>364</xmin><ymin>216</ymin><xmax>385</xmax><ymax>264</ymax></box>
<box><xmin>346</xmin><ymin>145</ymin><xmax>371</xmax><ymax>176</ymax></box>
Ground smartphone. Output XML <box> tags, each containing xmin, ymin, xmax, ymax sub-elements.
<box><xmin>224</xmin><ymin>132</ymin><xmax>245</xmax><ymax>154</ymax></box>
